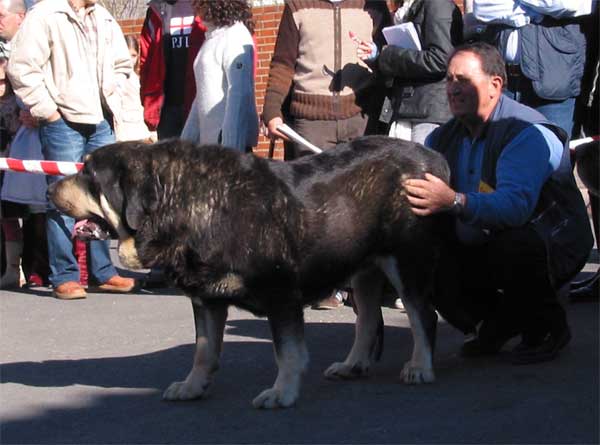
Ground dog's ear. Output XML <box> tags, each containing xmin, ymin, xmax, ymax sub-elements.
<box><xmin>123</xmin><ymin>189</ymin><xmax>145</xmax><ymax>231</ymax></box>
<box><xmin>123</xmin><ymin>174</ymin><xmax>162</xmax><ymax>231</ymax></box>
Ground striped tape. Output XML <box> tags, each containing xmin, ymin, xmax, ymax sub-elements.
<box><xmin>0</xmin><ymin>158</ymin><xmax>83</xmax><ymax>176</ymax></box>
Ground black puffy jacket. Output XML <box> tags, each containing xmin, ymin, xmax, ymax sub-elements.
<box><xmin>378</xmin><ymin>0</ymin><xmax>462</xmax><ymax>125</ymax></box>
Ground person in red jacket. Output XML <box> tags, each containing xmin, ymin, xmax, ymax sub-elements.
<box><xmin>139</xmin><ymin>0</ymin><xmax>205</xmax><ymax>139</ymax></box>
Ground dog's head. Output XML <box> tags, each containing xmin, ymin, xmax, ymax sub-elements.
<box><xmin>49</xmin><ymin>140</ymin><xmax>165</xmax><ymax>269</ymax></box>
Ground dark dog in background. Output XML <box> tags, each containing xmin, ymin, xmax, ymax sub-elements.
<box><xmin>49</xmin><ymin>135</ymin><xmax>449</xmax><ymax>408</ymax></box>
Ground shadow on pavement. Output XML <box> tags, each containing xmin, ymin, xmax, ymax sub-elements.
<box><xmin>1</xmin><ymin>309</ymin><xmax>598</xmax><ymax>444</ymax></box>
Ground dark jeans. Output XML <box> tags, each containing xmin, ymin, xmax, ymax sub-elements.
<box><xmin>434</xmin><ymin>226</ymin><xmax>568</xmax><ymax>339</ymax></box>
<box><xmin>40</xmin><ymin>118</ymin><xmax>117</xmax><ymax>287</ymax></box>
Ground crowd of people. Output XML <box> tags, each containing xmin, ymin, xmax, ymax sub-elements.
<box><xmin>0</xmin><ymin>0</ymin><xmax>598</xmax><ymax>365</ymax></box>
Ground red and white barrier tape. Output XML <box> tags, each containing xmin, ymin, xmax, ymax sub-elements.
<box><xmin>0</xmin><ymin>135</ymin><xmax>598</xmax><ymax>176</ymax></box>
<box><xmin>0</xmin><ymin>158</ymin><xmax>82</xmax><ymax>176</ymax></box>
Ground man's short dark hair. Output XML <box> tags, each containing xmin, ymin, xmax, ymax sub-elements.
<box><xmin>449</xmin><ymin>42</ymin><xmax>507</xmax><ymax>84</ymax></box>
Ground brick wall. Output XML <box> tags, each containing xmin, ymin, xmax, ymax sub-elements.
<box><xmin>120</xmin><ymin>0</ymin><xmax>464</xmax><ymax>159</ymax></box>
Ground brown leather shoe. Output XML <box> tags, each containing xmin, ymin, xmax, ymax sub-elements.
<box><xmin>53</xmin><ymin>281</ymin><xmax>87</xmax><ymax>300</ymax></box>
<box><xmin>97</xmin><ymin>275</ymin><xmax>135</xmax><ymax>293</ymax></box>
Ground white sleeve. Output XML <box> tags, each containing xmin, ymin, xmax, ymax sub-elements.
<box><xmin>473</xmin><ymin>0</ymin><xmax>532</xmax><ymax>25</ymax></box>
<box><xmin>181</xmin><ymin>99</ymin><xmax>200</xmax><ymax>144</ymax></box>
<box><xmin>519</xmin><ymin>0</ymin><xmax>595</xmax><ymax>18</ymax></box>
<box><xmin>220</xmin><ymin>29</ymin><xmax>256</xmax><ymax>152</ymax></box>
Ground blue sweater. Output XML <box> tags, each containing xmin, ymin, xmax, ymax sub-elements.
<box><xmin>426</xmin><ymin>124</ymin><xmax>563</xmax><ymax>241</ymax></box>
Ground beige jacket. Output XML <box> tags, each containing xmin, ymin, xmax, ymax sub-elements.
<box><xmin>113</xmin><ymin>72</ymin><xmax>153</xmax><ymax>142</ymax></box>
<box><xmin>7</xmin><ymin>0</ymin><xmax>132</xmax><ymax>124</ymax></box>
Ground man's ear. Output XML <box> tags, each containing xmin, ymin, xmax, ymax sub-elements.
<box><xmin>490</xmin><ymin>75</ymin><xmax>503</xmax><ymax>98</ymax></box>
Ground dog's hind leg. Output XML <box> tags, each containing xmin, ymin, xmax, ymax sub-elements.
<box><xmin>324</xmin><ymin>266</ymin><xmax>385</xmax><ymax>380</ymax></box>
<box><xmin>253</xmin><ymin>301</ymin><xmax>309</xmax><ymax>409</ymax></box>
<box><xmin>163</xmin><ymin>299</ymin><xmax>228</xmax><ymax>401</ymax></box>
<box><xmin>377</xmin><ymin>256</ymin><xmax>436</xmax><ymax>384</ymax></box>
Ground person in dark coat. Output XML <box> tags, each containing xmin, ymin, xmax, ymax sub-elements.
<box><xmin>375</xmin><ymin>0</ymin><xmax>463</xmax><ymax>144</ymax></box>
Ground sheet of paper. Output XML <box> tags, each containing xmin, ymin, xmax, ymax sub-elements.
<box><xmin>382</xmin><ymin>22</ymin><xmax>421</xmax><ymax>50</ymax></box>
<box><xmin>276</xmin><ymin>124</ymin><xmax>323</xmax><ymax>154</ymax></box>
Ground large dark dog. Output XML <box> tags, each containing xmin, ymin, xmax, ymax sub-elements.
<box><xmin>49</xmin><ymin>135</ymin><xmax>450</xmax><ymax>408</ymax></box>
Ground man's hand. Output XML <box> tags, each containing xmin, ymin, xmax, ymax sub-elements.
<box><xmin>46</xmin><ymin>111</ymin><xmax>61</xmax><ymax>123</ymax></box>
<box><xmin>349</xmin><ymin>31</ymin><xmax>377</xmax><ymax>65</ymax></box>
<box><xmin>265</xmin><ymin>117</ymin><xmax>289</xmax><ymax>141</ymax></box>
<box><xmin>403</xmin><ymin>173</ymin><xmax>456</xmax><ymax>216</ymax></box>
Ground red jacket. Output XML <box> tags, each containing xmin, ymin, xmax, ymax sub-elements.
<box><xmin>139</xmin><ymin>2</ymin><xmax>205</xmax><ymax>131</ymax></box>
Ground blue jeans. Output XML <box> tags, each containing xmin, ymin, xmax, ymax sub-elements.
<box><xmin>40</xmin><ymin>118</ymin><xmax>117</xmax><ymax>287</ymax></box>
<box><xmin>504</xmin><ymin>76</ymin><xmax>576</xmax><ymax>137</ymax></box>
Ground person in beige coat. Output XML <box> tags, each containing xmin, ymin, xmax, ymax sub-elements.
<box><xmin>7</xmin><ymin>0</ymin><xmax>136</xmax><ymax>299</ymax></box>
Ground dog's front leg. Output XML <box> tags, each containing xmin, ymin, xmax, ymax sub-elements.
<box><xmin>163</xmin><ymin>299</ymin><xmax>228</xmax><ymax>401</ymax></box>
<box><xmin>252</xmin><ymin>303</ymin><xmax>308</xmax><ymax>409</ymax></box>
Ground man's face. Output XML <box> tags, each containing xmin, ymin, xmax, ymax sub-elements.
<box><xmin>0</xmin><ymin>3</ymin><xmax>24</xmax><ymax>41</ymax></box>
<box><xmin>446</xmin><ymin>51</ymin><xmax>499</xmax><ymax>121</ymax></box>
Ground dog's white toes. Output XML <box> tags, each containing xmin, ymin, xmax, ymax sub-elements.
<box><xmin>324</xmin><ymin>362</ymin><xmax>369</xmax><ymax>380</ymax></box>
<box><xmin>252</xmin><ymin>387</ymin><xmax>297</xmax><ymax>409</ymax></box>
<box><xmin>162</xmin><ymin>379</ymin><xmax>210</xmax><ymax>401</ymax></box>
<box><xmin>399</xmin><ymin>363</ymin><xmax>435</xmax><ymax>385</ymax></box>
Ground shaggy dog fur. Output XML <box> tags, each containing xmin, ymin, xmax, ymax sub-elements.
<box><xmin>49</xmin><ymin>135</ymin><xmax>450</xmax><ymax>408</ymax></box>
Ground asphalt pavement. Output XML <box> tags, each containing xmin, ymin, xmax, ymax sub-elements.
<box><xmin>1</xmin><ymin>248</ymin><xmax>598</xmax><ymax>444</ymax></box>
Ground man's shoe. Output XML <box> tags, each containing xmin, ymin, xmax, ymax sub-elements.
<box><xmin>96</xmin><ymin>275</ymin><xmax>136</xmax><ymax>293</ymax></box>
<box><xmin>460</xmin><ymin>334</ymin><xmax>505</xmax><ymax>357</ymax></box>
<box><xmin>511</xmin><ymin>326</ymin><xmax>571</xmax><ymax>365</ymax></box>
<box><xmin>53</xmin><ymin>281</ymin><xmax>87</xmax><ymax>300</ymax></box>
<box><xmin>312</xmin><ymin>290</ymin><xmax>345</xmax><ymax>310</ymax></box>
<box><xmin>511</xmin><ymin>332</ymin><xmax>546</xmax><ymax>354</ymax></box>
<box><xmin>569</xmin><ymin>272</ymin><xmax>599</xmax><ymax>301</ymax></box>
<box><xmin>460</xmin><ymin>321</ymin><xmax>519</xmax><ymax>358</ymax></box>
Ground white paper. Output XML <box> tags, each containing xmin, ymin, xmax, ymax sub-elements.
<box><xmin>276</xmin><ymin>124</ymin><xmax>323</xmax><ymax>154</ymax></box>
<box><xmin>382</xmin><ymin>22</ymin><xmax>421</xmax><ymax>50</ymax></box>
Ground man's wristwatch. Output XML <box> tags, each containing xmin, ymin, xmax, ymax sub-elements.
<box><xmin>451</xmin><ymin>192</ymin><xmax>465</xmax><ymax>215</ymax></box>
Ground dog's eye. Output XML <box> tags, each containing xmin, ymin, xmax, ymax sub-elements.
<box><xmin>81</xmin><ymin>164</ymin><xmax>102</xmax><ymax>196</ymax></box>
<box><xmin>82</xmin><ymin>164</ymin><xmax>97</xmax><ymax>179</ymax></box>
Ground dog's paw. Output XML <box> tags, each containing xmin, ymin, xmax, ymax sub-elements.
<box><xmin>399</xmin><ymin>363</ymin><xmax>435</xmax><ymax>384</ymax></box>
<box><xmin>252</xmin><ymin>387</ymin><xmax>298</xmax><ymax>409</ymax></box>
<box><xmin>324</xmin><ymin>361</ymin><xmax>370</xmax><ymax>380</ymax></box>
<box><xmin>162</xmin><ymin>378</ymin><xmax>210</xmax><ymax>401</ymax></box>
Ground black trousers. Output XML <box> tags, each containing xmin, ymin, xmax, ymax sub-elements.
<box><xmin>433</xmin><ymin>226</ymin><xmax>568</xmax><ymax>339</ymax></box>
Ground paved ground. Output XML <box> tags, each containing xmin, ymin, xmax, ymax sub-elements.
<box><xmin>1</xmin><ymin>247</ymin><xmax>598</xmax><ymax>444</ymax></box>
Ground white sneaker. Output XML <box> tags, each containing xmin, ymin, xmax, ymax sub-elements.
<box><xmin>393</xmin><ymin>298</ymin><xmax>405</xmax><ymax>311</ymax></box>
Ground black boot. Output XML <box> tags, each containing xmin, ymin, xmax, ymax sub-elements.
<box><xmin>569</xmin><ymin>270</ymin><xmax>599</xmax><ymax>301</ymax></box>
<box><xmin>511</xmin><ymin>303</ymin><xmax>571</xmax><ymax>365</ymax></box>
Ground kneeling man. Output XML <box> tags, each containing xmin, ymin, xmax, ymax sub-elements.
<box><xmin>404</xmin><ymin>42</ymin><xmax>593</xmax><ymax>364</ymax></box>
